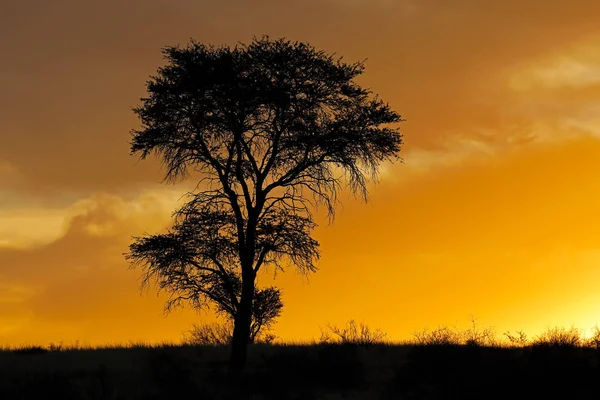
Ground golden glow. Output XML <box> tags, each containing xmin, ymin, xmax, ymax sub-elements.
<box><xmin>2</xmin><ymin>0</ymin><xmax>600</xmax><ymax>345</ymax></box>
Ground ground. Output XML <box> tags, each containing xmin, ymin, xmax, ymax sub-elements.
<box><xmin>1</xmin><ymin>342</ymin><xmax>599</xmax><ymax>399</ymax></box>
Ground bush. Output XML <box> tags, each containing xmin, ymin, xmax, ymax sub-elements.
<box><xmin>532</xmin><ymin>326</ymin><xmax>583</xmax><ymax>348</ymax></box>
<box><xmin>462</xmin><ymin>317</ymin><xmax>497</xmax><ymax>346</ymax></box>
<box><xmin>587</xmin><ymin>325</ymin><xmax>600</xmax><ymax>349</ymax></box>
<box><xmin>320</xmin><ymin>320</ymin><xmax>387</xmax><ymax>346</ymax></box>
<box><xmin>413</xmin><ymin>326</ymin><xmax>461</xmax><ymax>346</ymax></box>
<box><xmin>413</xmin><ymin>318</ymin><xmax>497</xmax><ymax>347</ymax></box>
<box><xmin>182</xmin><ymin>323</ymin><xmax>232</xmax><ymax>346</ymax></box>
<box><xmin>504</xmin><ymin>330</ymin><xmax>528</xmax><ymax>347</ymax></box>
<box><xmin>182</xmin><ymin>321</ymin><xmax>278</xmax><ymax>346</ymax></box>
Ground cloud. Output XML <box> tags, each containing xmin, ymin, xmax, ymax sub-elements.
<box><xmin>561</xmin><ymin>102</ymin><xmax>600</xmax><ymax>137</ymax></box>
<box><xmin>0</xmin><ymin>187</ymin><xmax>203</xmax><ymax>345</ymax></box>
<box><xmin>509</xmin><ymin>37</ymin><xmax>600</xmax><ymax>91</ymax></box>
<box><xmin>393</xmin><ymin>33</ymin><xmax>600</xmax><ymax>174</ymax></box>
<box><xmin>403</xmin><ymin>138</ymin><xmax>497</xmax><ymax>174</ymax></box>
<box><xmin>497</xmin><ymin>37</ymin><xmax>600</xmax><ymax>145</ymax></box>
<box><xmin>0</xmin><ymin>187</ymin><xmax>186</xmax><ymax>250</ymax></box>
<box><xmin>0</xmin><ymin>208</ymin><xmax>67</xmax><ymax>249</ymax></box>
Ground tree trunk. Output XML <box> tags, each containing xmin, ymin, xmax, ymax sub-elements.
<box><xmin>229</xmin><ymin>270</ymin><xmax>255</xmax><ymax>374</ymax></box>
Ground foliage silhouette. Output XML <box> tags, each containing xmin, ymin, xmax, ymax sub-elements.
<box><xmin>504</xmin><ymin>329</ymin><xmax>528</xmax><ymax>347</ymax></box>
<box><xmin>183</xmin><ymin>320</ymin><xmax>278</xmax><ymax>346</ymax></box>
<box><xmin>128</xmin><ymin>222</ymin><xmax>284</xmax><ymax>342</ymax></box>
<box><xmin>413</xmin><ymin>318</ymin><xmax>497</xmax><ymax>347</ymax></box>
<box><xmin>320</xmin><ymin>319</ymin><xmax>387</xmax><ymax>346</ymax></box>
<box><xmin>126</xmin><ymin>36</ymin><xmax>403</xmax><ymax>372</ymax></box>
<box><xmin>413</xmin><ymin>326</ymin><xmax>462</xmax><ymax>346</ymax></box>
<box><xmin>531</xmin><ymin>325</ymin><xmax>584</xmax><ymax>348</ymax></box>
<box><xmin>586</xmin><ymin>325</ymin><xmax>600</xmax><ymax>349</ymax></box>
<box><xmin>182</xmin><ymin>322</ymin><xmax>233</xmax><ymax>346</ymax></box>
<box><xmin>462</xmin><ymin>316</ymin><xmax>497</xmax><ymax>346</ymax></box>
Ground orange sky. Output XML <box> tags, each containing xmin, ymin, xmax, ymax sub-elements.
<box><xmin>2</xmin><ymin>0</ymin><xmax>600</xmax><ymax>345</ymax></box>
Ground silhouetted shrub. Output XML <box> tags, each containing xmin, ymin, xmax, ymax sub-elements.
<box><xmin>462</xmin><ymin>317</ymin><xmax>497</xmax><ymax>346</ymax></box>
<box><xmin>504</xmin><ymin>330</ymin><xmax>528</xmax><ymax>347</ymax></box>
<box><xmin>414</xmin><ymin>326</ymin><xmax>462</xmax><ymax>346</ymax></box>
<box><xmin>414</xmin><ymin>318</ymin><xmax>498</xmax><ymax>347</ymax></box>
<box><xmin>587</xmin><ymin>325</ymin><xmax>600</xmax><ymax>349</ymax></box>
<box><xmin>321</xmin><ymin>320</ymin><xmax>387</xmax><ymax>346</ymax></box>
<box><xmin>48</xmin><ymin>341</ymin><xmax>65</xmax><ymax>352</ymax></box>
<box><xmin>182</xmin><ymin>321</ymin><xmax>278</xmax><ymax>346</ymax></box>
<box><xmin>183</xmin><ymin>322</ymin><xmax>232</xmax><ymax>346</ymax></box>
<box><xmin>532</xmin><ymin>326</ymin><xmax>583</xmax><ymax>348</ymax></box>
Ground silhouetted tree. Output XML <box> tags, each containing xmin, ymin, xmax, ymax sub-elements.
<box><xmin>126</xmin><ymin>36</ymin><xmax>403</xmax><ymax>372</ymax></box>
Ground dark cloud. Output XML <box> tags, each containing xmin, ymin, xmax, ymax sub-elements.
<box><xmin>1</xmin><ymin>0</ymin><xmax>599</xmax><ymax>196</ymax></box>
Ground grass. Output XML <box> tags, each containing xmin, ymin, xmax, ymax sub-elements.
<box><xmin>3</xmin><ymin>324</ymin><xmax>600</xmax><ymax>399</ymax></box>
<box><xmin>0</xmin><ymin>341</ymin><xmax>408</xmax><ymax>399</ymax></box>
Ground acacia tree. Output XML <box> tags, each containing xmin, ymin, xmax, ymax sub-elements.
<box><xmin>127</xmin><ymin>37</ymin><xmax>403</xmax><ymax>372</ymax></box>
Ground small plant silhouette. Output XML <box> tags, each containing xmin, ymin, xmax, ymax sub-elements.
<box><xmin>463</xmin><ymin>316</ymin><xmax>497</xmax><ymax>346</ymax></box>
<box><xmin>48</xmin><ymin>341</ymin><xmax>65</xmax><ymax>352</ymax></box>
<box><xmin>183</xmin><ymin>323</ymin><xmax>233</xmax><ymax>346</ymax></box>
<box><xmin>587</xmin><ymin>325</ymin><xmax>600</xmax><ymax>349</ymax></box>
<box><xmin>413</xmin><ymin>317</ymin><xmax>497</xmax><ymax>346</ymax></box>
<box><xmin>532</xmin><ymin>326</ymin><xmax>583</xmax><ymax>348</ymax></box>
<box><xmin>320</xmin><ymin>320</ymin><xmax>387</xmax><ymax>346</ymax></box>
<box><xmin>504</xmin><ymin>330</ymin><xmax>528</xmax><ymax>347</ymax></box>
<box><xmin>183</xmin><ymin>321</ymin><xmax>278</xmax><ymax>346</ymax></box>
<box><xmin>413</xmin><ymin>326</ymin><xmax>461</xmax><ymax>346</ymax></box>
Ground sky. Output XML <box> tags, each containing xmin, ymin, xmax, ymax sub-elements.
<box><xmin>2</xmin><ymin>0</ymin><xmax>600</xmax><ymax>345</ymax></box>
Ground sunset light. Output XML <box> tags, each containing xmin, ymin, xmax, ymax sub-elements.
<box><xmin>2</xmin><ymin>0</ymin><xmax>600</xmax><ymax>352</ymax></box>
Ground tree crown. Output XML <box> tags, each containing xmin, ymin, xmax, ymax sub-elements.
<box><xmin>131</xmin><ymin>36</ymin><xmax>402</xmax><ymax>220</ymax></box>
